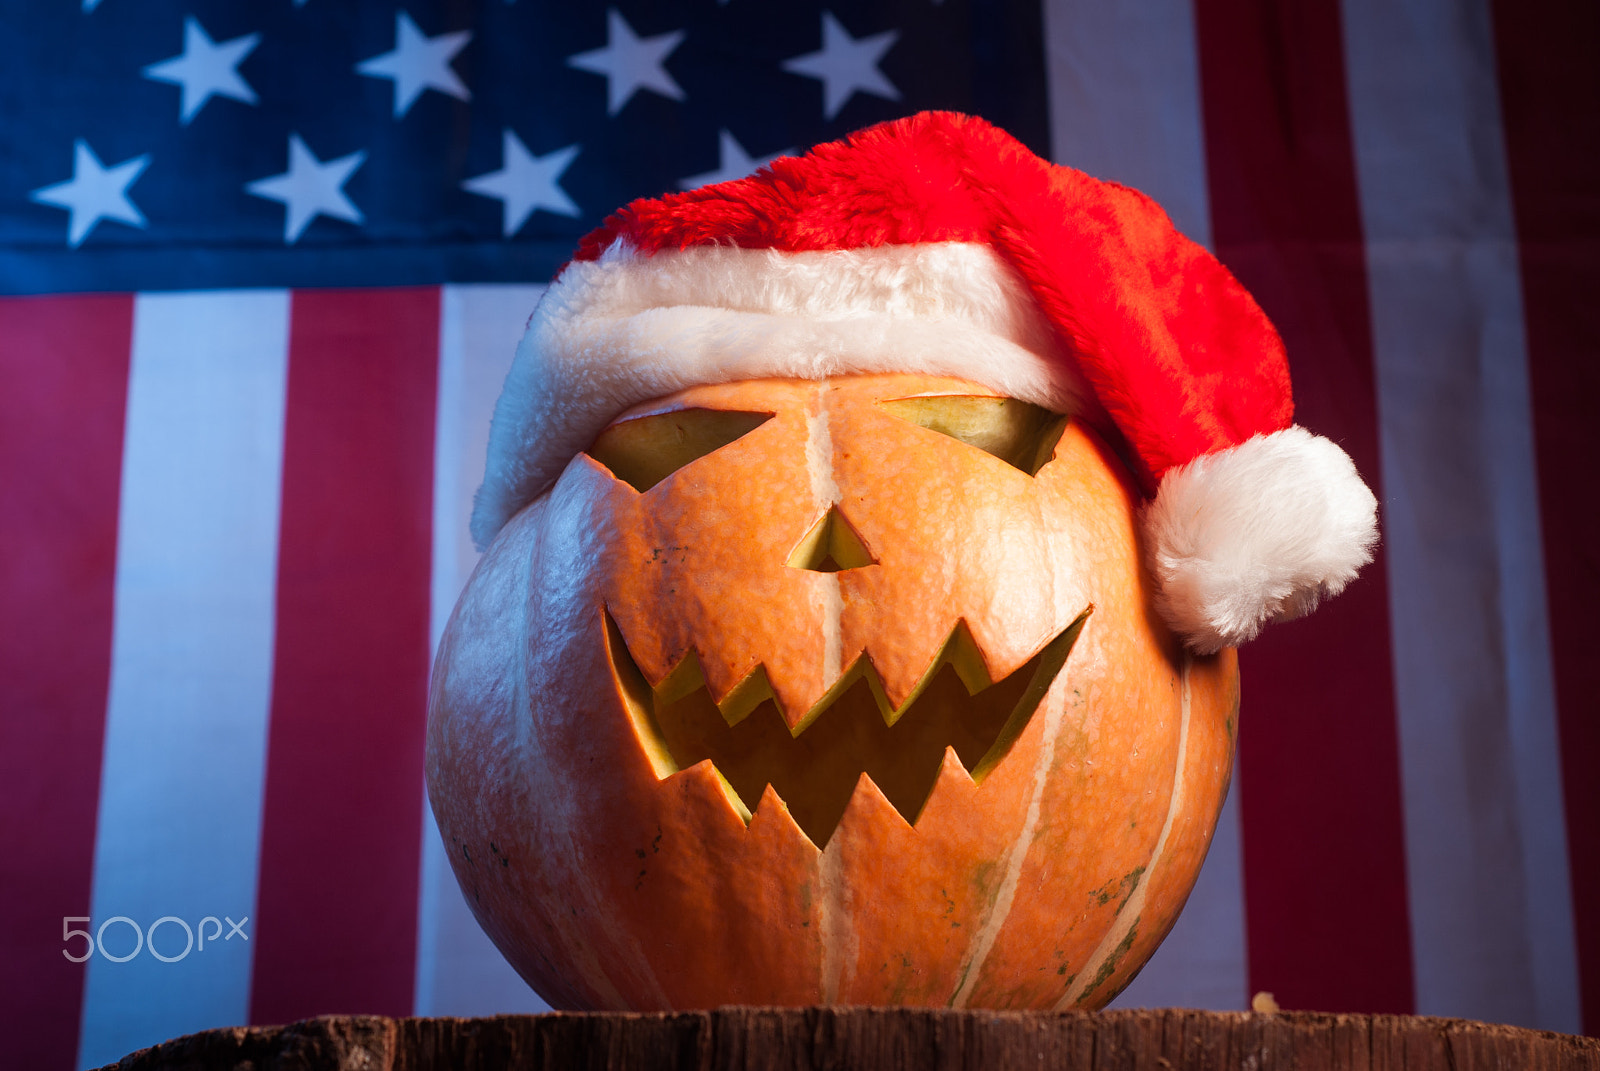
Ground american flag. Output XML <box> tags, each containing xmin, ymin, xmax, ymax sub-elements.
<box><xmin>2</xmin><ymin>1</ymin><xmax>1595</xmax><ymax>1067</ymax></box>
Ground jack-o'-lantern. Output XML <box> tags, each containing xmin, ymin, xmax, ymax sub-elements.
<box><xmin>427</xmin><ymin>113</ymin><xmax>1378</xmax><ymax>1010</ymax></box>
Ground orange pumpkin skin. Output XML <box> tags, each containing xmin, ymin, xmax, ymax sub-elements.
<box><xmin>427</xmin><ymin>373</ymin><xmax>1239</xmax><ymax>1011</ymax></box>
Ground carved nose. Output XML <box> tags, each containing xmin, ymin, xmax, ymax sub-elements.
<box><xmin>787</xmin><ymin>505</ymin><xmax>876</xmax><ymax>572</ymax></box>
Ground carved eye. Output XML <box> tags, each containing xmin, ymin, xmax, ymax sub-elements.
<box><xmin>587</xmin><ymin>408</ymin><xmax>773</xmax><ymax>492</ymax></box>
<box><xmin>879</xmin><ymin>396</ymin><xmax>1067</xmax><ymax>476</ymax></box>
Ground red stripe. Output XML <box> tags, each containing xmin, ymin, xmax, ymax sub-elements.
<box><xmin>0</xmin><ymin>295</ymin><xmax>132</xmax><ymax>1069</ymax></box>
<box><xmin>1490</xmin><ymin>0</ymin><xmax>1600</xmax><ymax>1036</ymax></box>
<box><xmin>249</xmin><ymin>289</ymin><xmax>438</xmax><ymax>1024</ymax></box>
<box><xmin>1194</xmin><ymin>1</ymin><xmax>1415</xmax><ymax>1012</ymax></box>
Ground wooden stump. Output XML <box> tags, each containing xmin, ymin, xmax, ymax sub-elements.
<box><xmin>97</xmin><ymin>1007</ymin><xmax>1599</xmax><ymax>1070</ymax></box>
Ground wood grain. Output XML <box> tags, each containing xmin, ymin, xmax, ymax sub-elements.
<box><xmin>97</xmin><ymin>1008</ymin><xmax>1600</xmax><ymax>1070</ymax></box>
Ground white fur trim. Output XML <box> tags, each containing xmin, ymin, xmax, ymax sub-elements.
<box><xmin>471</xmin><ymin>241</ymin><xmax>1093</xmax><ymax>548</ymax></box>
<box><xmin>1144</xmin><ymin>426</ymin><xmax>1380</xmax><ymax>654</ymax></box>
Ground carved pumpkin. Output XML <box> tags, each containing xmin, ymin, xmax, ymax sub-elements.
<box><xmin>426</xmin><ymin>111</ymin><xmax>1378</xmax><ymax>1013</ymax></box>
<box><xmin>427</xmin><ymin>371</ymin><xmax>1239</xmax><ymax>1010</ymax></box>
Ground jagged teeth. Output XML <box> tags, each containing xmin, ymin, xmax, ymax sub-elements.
<box><xmin>645</xmin><ymin>620</ymin><xmax>1023</xmax><ymax>737</ymax></box>
<box><xmin>605</xmin><ymin>608</ymin><xmax>1091</xmax><ymax>847</ymax></box>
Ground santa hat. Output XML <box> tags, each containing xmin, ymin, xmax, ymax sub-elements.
<box><xmin>473</xmin><ymin>111</ymin><xmax>1378</xmax><ymax>654</ymax></box>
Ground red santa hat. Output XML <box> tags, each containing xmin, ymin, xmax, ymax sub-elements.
<box><xmin>473</xmin><ymin>111</ymin><xmax>1378</xmax><ymax>654</ymax></box>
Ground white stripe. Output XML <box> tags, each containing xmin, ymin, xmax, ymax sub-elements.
<box><xmin>1043</xmin><ymin>0</ymin><xmax>1213</xmax><ymax>246</ymax></box>
<box><xmin>414</xmin><ymin>283</ymin><xmax>551</xmax><ymax>1016</ymax></box>
<box><xmin>1045</xmin><ymin>1</ymin><xmax>1248</xmax><ymax>1011</ymax></box>
<box><xmin>77</xmin><ymin>291</ymin><xmax>289</xmax><ymax>1069</ymax></box>
<box><xmin>1342</xmin><ymin>0</ymin><xmax>1580</xmax><ymax>1031</ymax></box>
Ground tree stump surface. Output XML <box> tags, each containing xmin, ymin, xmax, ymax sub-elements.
<box><xmin>98</xmin><ymin>1007</ymin><xmax>1600</xmax><ymax>1071</ymax></box>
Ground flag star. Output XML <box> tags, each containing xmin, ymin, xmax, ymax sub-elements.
<box><xmin>30</xmin><ymin>139</ymin><xmax>150</xmax><ymax>247</ymax></box>
<box><xmin>245</xmin><ymin>134</ymin><xmax>365</xmax><ymax>244</ymax></box>
<box><xmin>782</xmin><ymin>11</ymin><xmax>901</xmax><ymax>120</ymax></box>
<box><xmin>463</xmin><ymin>131</ymin><xmax>580</xmax><ymax>236</ymax></box>
<box><xmin>143</xmin><ymin>17</ymin><xmax>260</xmax><ymax>124</ymax></box>
<box><xmin>679</xmin><ymin>130</ymin><xmax>793</xmax><ymax>190</ymax></box>
<box><xmin>567</xmin><ymin>9</ymin><xmax>685</xmax><ymax>116</ymax></box>
<box><xmin>356</xmin><ymin>12</ymin><xmax>471</xmax><ymax>118</ymax></box>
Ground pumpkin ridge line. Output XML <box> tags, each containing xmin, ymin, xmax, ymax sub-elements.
<box><xmin>1056</xmin><ymin>650</ymin><xmax>1193</xmax><ymax>1009</ymax></box>
<box><xmin>947</xmin><ymin>611</ymin><xmax>1089</xmax><ymax>1008</ymax></box>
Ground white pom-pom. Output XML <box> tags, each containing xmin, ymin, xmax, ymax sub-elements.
<box><xmin>1143</xmin><ymin>427</ymin><xmax>1379</xmax><ymax>654</ymax></box>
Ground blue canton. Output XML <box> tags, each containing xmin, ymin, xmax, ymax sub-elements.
<box><xmin>1</xmin><ymin>1</ymin><xmax>1049</xmax><ymax>293</ymax></box>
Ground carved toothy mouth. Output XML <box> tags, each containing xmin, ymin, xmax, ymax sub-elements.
<box><xmin>605</xmin><ymin>609</ymin><xmax>1090</xmax><ymax>847</ymax></box>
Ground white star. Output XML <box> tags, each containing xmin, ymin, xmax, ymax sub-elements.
<box><xmin>679</xmin><ymin>130</ymin><xmax>793</xmax><ymax>190</ymax></box>
<box><xmin>463</xmin><ymin>131</ymin><xmax>580</xmax><ymax>236</ymax></box>
<box><xmin>245</xmin><ymin>134</ymin><xmax>365</xmax><ymax>244</ymax></box>
<box><xmin>30</xmin><ymin>140</ymin><xmax>150</xmax><ymax>247</ymax></box>
<box><xmin>143</xmin><ymin>17</ymin><xmax>260</xmax><ymax>124</ymax></box>
<box><xmin>356</xmin><ymin>12</ymin><xmax>471</xmax><ymax>118</ymax></box>
<box><xmin>566</xmin><ymin>9</ymin><xmax>685</xmax><ymax>116</ymax></box>
<box><xmin>782</xmin><ymin>12</ymin><xmax>900</xmax><ymax>120</ymax></box>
